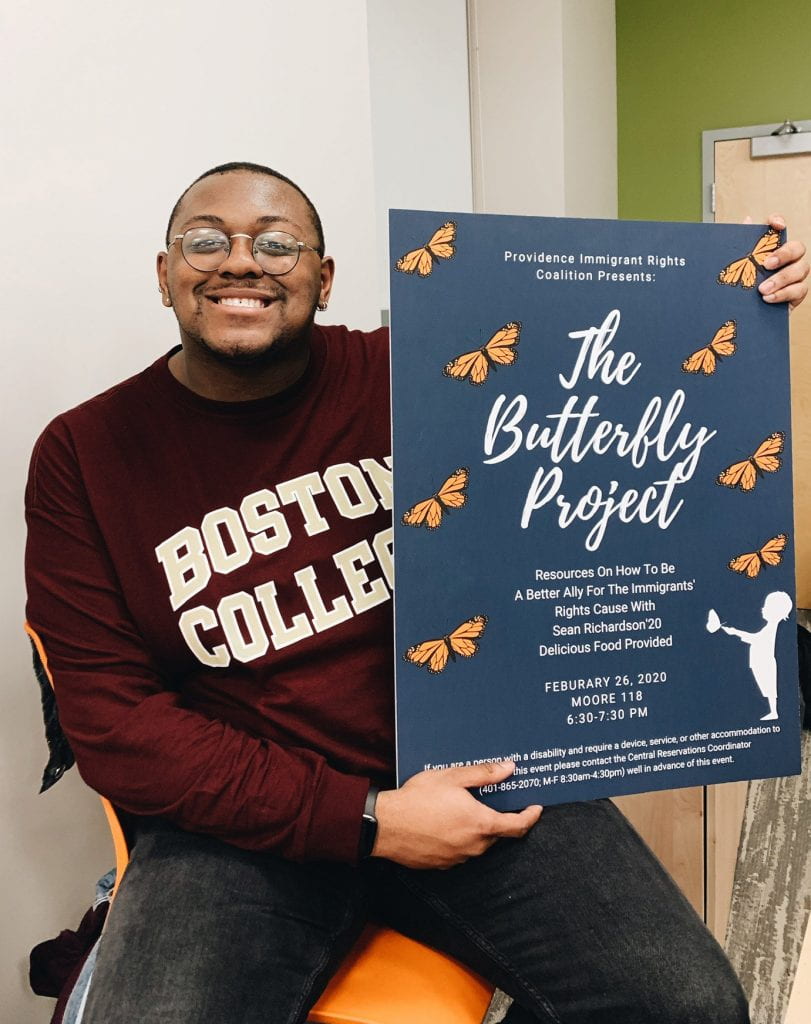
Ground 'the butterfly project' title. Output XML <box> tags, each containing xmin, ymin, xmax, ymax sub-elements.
<box><xmin>481</xmin><ymin>308</ymin><xmax>716</xmax><ymax>552</ymax></box>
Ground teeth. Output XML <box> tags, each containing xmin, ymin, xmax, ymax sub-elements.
<box><xmin>218</xmin><ymin>297</ymin><xmax>265</xmax><ymax>308</ymax></box>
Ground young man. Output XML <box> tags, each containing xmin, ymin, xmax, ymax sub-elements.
<box><xmin>25</xmin><ymin>162</ymin><xmax>808</xmax><ymax>1023</ymax></box>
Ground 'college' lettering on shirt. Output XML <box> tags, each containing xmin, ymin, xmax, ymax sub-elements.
<box><xmin>154</xmin><ymin>458</ymin><xmax>392</xmax><ymax>667</ymax></box>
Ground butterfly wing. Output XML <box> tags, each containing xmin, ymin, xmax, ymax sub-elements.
<box><xmin>402</xmin><ymin>468</ymin><xmax>469</xmax><ymax>529</ymax></box>
<box><xmin>682</xmin><ymin>345</ymin><xmax>717</xmax><ymax>375</ymax></box>
<box><xmin>444</xmin><ymin>348</ymin><xmax>491</xmax><ymax>385</ymax></box>
<box><xmin>482</xmin><ymin>322</ymin><xmax>521</xmax><ymax>367</ymax></box>
<box><xmin>682</xmin><ymin>321</ymin><xmax>736</xmax><ymax>375</ymax></box>
<box><xmin>750</xmin><ymin>431</ymin><xmax>784</xmax><ymax>474</ymax></box>
<box><xmin>396</xmin><ymin>246</ymin><xmax>433</xmax><ymax>276</ymax></box>
<box><xmin>709</xmin><ymin>320</ymin><xmax>737</xmax><ymax>357</ymax></box>
<box><xmin>718</xmin><ymin>432</ymin><xmax>785</xmax><ymax>491</ymax></box>
<box><xmin>435</xmin><ymin>467</ymin><xmax>469</xmax><ymax>510</ymax></box>
<box><xmin>401</xmin><ymin>497</ymin><xmax>443</xmax><ymax>529</ymax></box>
<box><xmin>728</xmin><ymin>549</ymin><xmax>763</xmax><ymax>578</ymax></box>
<box><xmin>425</xmin><ymin>221</ymin><xmax>456</xmax><ymax>261</ymax></box>
<box><xmin>395</xmin><ymin>221</ymin><xmax>456</xmax><ymax>277</ymax></box>
<box><xmin>717</xmin><ymin>459</ymin><xmax>757</xmax><ymax>492</ymax></box>
<box><xmin>404</xmin><ymin>613</ymin><xmax>487</xmax><ymax>674</ymax></box>
<box><xmin>404</xmin><ymin>637</ymin><xmax>450</xmax><ymax>674</ymax></box>
<box><xmin>447</xmin><ymin>615</ymin><xmax>488</xmax><ymax>659</ymax></box>
<box><xmin>444</xmin><ymin>322</ymin><xmax>520</xmax><ymax>385</ymax></box>
<box><xmin>728</xmin><ymin>533</ymin><xmax>787</xmax><ymax>578</ymax></box>
<box><xmin>759</xmin><ymin>532</ymin><xmax>787</xmax><ymax>567</ymax></box>
<box><xmin>718</xmin><ymin>257</ymin><xmax>758</xmax><ymax>289</ymax></box>
<box><xmin>750</xmin><ymin>228</ymin><xmax>781</xmax><ymax>267</ymax></box>
<box><xmin>718</xmin><ymin>230</ymin><xmax>779</xmax><ymax>288</ymax></box>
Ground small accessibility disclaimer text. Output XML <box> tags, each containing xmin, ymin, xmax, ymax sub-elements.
<box><xmin>423</xmin><ymin>725</ymin><xmax>780</xmax><ymax>790</ymax></box>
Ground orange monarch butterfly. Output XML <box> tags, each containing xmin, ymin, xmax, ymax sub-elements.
<box><xmin>718</xmin><ymin>229</ymin><xmax>780</xmax><ymax>289</ymax></box>
<box><xmin>443</xmin><ymin>322</ymin><xmax>521</xmax><ymax>386</ymax></box>
<box><xmin>681</xmin><ymin>321</ymin><xmax>737</xmax><ymax>375</ymax></box>
<box><xmin>395</xmin><ymin>221</ymin><xmax>456</xmax><ymax>277</ymax></box>
<box><xmin>403</xmin><ymin>615</ymin><xmax>488</xmax><ymax>674</ymax></box>
<box><xmin>401</xmin><ymin>468</ymin><xmax>469</xmax><ymax>530</ymax></box>
<box><xmin>717</xmin><ymin>432</ymin><xmax>784</xmax><ymax>492</ymax></box>
<box><xmin>728</xmin><ymin>533</ymin><xmax>787</xmax><ymax>579</ymax></box>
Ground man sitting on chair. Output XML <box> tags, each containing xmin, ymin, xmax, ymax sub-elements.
<box><xmin>25</xmin><ymin>161</ymin><xmax>809</xmax><ymax>1024</ymax></box>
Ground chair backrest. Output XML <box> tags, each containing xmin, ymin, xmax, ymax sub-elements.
<box><xmin>26</xmin><ymin>621</ymin><xmax>495</xmax><ymax>1024</ymax></box>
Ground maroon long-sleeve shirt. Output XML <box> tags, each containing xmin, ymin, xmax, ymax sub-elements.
<box><xmin>25</xmin><ymin>325</ymin><xmax>395</xmax><ymax>862</ymax></box>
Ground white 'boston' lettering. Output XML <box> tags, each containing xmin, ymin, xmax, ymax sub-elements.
<box><xmin>333</xmin><ymin>539</ymin><xmax>390</xmax><ymax>614</ymax></box>
<box><xmin>156</xmin><ymin>526</ymin><xmax>212</xmax><ymax>611</ymax></box>
<box><xmin>360</xmin><ymin>456</ymin><xmax>392</xmax><ymax>510</ymax></box>
<box><xmin>201</xmin><ymin>507</ymin><xmax>253</xmax><ymax>575</ymax></box>
<box><xmin>240</xmin><ymin>488</ymin><xmax>291</xmax><ymax>556</ymax></box>
<box><xmin>323</xmin><ymin>463</ymin><xmax>378</xmax><ymax>518</ymax></box>
<box><xmin>277</xmin><ymin>472</ymin><xmax>329</xmax><ymax>535</ymax></box>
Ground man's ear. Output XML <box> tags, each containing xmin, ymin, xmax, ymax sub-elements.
<box><xmin>157</xmin><ymin>251</ymin><xmax>171</xmax><ymax>306</ymax></box>
<box><xmin>319</xmin><ymin>256</ymin><xmax>336</xmax><ymax>307</ymax></box>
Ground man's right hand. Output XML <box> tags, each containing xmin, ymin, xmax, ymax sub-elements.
<box><xmin>370</xmin><ymin>761</ymin><xmax>542</xmax><ymax>869</ymax></box>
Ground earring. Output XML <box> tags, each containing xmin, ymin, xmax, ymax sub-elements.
<box><xmin>162</xmin><ymin>293</ymin><xmax>172</xmax><ymax>307</ymax></box>
<box><xmin>317</xmin><ymin>301</ymin><xmax>328</xmax><ymax>311</ymax></box>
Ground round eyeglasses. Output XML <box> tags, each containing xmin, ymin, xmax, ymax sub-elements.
<box><xmin>170</xmin><ymin>227</ymin><xmax>321</xmax><ymax>275</ymax></box>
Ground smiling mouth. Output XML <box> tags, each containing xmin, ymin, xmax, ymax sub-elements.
<box><xmin>208</xmin><ymin>295</ymin><xmax>272</xmax><ymax>309</ymax></box>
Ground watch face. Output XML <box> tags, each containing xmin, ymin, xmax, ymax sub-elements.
<box><xmin>359</xmin><ymin>812</ymin><xmax>378</xmax><ymax>859</ymax></box>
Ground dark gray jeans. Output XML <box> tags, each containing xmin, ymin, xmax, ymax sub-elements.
<box><xmin>82</xmin><ymin>800</ymin><xmax>749</xmax><ymax>1024</ymax></box>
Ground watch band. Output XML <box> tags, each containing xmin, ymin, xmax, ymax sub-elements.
<box><xmin>358</xmin><ymin>784</ymin><xmax>380</xmax><ymax>859</ymax></box>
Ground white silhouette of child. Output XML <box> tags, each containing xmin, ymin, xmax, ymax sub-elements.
<box><xmin>720</xmin><ymin>591</ymin><xmax>792</xmax><ymax>720</ymax></box>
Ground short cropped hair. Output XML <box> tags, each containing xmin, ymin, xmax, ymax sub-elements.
<box><xmin>165</xmin><ymin>161</ymin><xmax>325</xmax><ymax>254</ymax></box>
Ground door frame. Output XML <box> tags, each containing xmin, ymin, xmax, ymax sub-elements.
<box><xmin>701</xmin><ymin>120</ymin><xmax>811</xmax><ymax>223</ymax></box>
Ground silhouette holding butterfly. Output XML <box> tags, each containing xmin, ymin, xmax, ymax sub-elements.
<box><xmin>718</xmin><ymin>229</ymin><xmax>780</xmax><ymax>289</ymax></box>
<box><xmin>681</xmin><ymin>321</ymin><xmax>737</xmax><ymax>375</ymax></box>
<box><xmin>443</xmin><ymin>321</ymin><xmax>521</xmax><ymax>386</ymax></box>
<box><xmin>403</xmin><ymin>615</ymin><xmax>488</xmax><ymax>674</ymax></box>
<box><xmin>728</xmin><ymin>533</ymin><xmax>787</xmax><ymax>579</ymax></box>
<box><xmin>402</xmin><ymin>467</ymin><xmax>469</xmax><ymax>530</ymax></box>
<box><xmin>717</xmin><ymin>432</ymin><xmax>784</xmax><ymax>492</ymax></box>
<box><xmin>395</xmin><ymin>221</ymin><xmax>456</xmax><ymax>277</ymax></box>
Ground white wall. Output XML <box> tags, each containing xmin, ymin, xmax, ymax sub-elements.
<box><xmin>1</xmin><ymin>3</ymin><xmax>378</xmax><ymax>1020</ymax></box>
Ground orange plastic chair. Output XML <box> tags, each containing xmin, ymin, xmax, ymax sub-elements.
<box><xmin>98</xmin><ymin>795</ymin><xmax>493</xmax><ymax>1024</ymax></box>
<box><xmin>28</xmin><ymin>624</ymin><xmax>495</xmax><ymax>1024</ymax></box>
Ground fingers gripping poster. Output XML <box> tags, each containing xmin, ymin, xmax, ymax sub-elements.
<box><xmin>389</xmin><ymin>210</ymin><xmax>801</xmax><ymax>809</ymax></box>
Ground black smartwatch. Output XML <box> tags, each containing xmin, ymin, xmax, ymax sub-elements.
<box><xmin>358</xmin><ymin>784</ymin><xmax>379</xmax><ymax>859</ymax></box>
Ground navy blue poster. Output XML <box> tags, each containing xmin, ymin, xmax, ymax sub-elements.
<box><xmin>389</xmin><ymin>209</ymin><xmax>801</xmax><ymax>809</ymax></box>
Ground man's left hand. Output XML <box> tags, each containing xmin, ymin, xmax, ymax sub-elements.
<box><xmin>758</xmin><ymin>214</ymin><xmax>809</xmax><ymax>309</ymax></box>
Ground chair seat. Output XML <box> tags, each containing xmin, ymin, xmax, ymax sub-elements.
<box><xmin>308</xmin><ymin>924</ymin><xmax>493</xmax><ymax>1024</ymax></box>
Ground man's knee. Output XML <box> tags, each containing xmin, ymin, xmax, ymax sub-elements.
<box><xmin>640</xmin><ymin>960</ymin><xmax>749</xmax><ymax>1024</ymax></box>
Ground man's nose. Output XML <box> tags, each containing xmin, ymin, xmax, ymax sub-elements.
<box><xmin>218</xmin><ymin>235</ymin><xmax>264</xmax><ymax>277</ymax></box>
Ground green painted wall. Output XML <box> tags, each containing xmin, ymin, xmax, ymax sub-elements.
<box><xmin>616</xmin><ymin>0</ymin><xmax>811</xmax><ymax>222</ymax></box>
